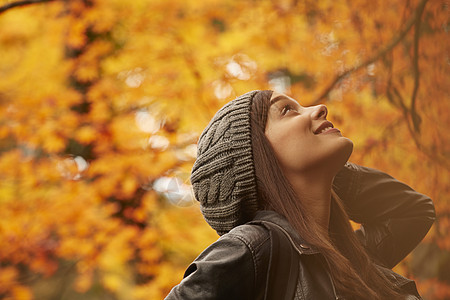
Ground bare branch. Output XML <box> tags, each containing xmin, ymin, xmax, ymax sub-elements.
<box><xmin>410</xmin><ymin>2</ymin><xmax>425</xmax><ymax>133</ymax></box>
<box><xmin>391</xmin><ymin>85</ymin><xmax>449</xmax><ymax>171</ymax></box>
<box><xmin>312</xmin><ymin>0</ymin><xmax>429</xmax><ymax>105</ymax></box>
<box><xmin>0</xmin><ymin>0</ymin><xmax>55</xmax><ymax>15</ymax></box>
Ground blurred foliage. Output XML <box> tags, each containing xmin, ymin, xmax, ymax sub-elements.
<box><xmin>0</xmin><ymin>0</ymin><xmax>448</xmax><ymax>299</ymax></box>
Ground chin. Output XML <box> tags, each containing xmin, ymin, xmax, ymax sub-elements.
<box><xmin>341</xmin><ymin>137</ymin><xmax>354</xmax><ymax>163</ymax></box>
<box><xmin>328</xmin><ymin>137</ymin><xmax>353</xmax><ymax>174</ymax></box>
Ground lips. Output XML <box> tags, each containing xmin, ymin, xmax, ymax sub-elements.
<box><xmin>314</xmin><ymin>121</ymin><xmax>334</xmax><ymax>134</ymax></box>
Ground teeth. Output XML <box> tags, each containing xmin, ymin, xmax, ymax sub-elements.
<box><xmin>320</xmin><ymin>126</ymin><xmax>332</xmax><ymax>134</ymax></box>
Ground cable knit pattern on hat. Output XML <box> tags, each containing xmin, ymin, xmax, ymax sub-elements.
<box><xmin>190</xmin><ymin>91</ymin><xmax>259</xmax><ymax>235</ymax></box>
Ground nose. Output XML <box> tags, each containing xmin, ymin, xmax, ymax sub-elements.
<box><xmin>311</xmin><ymin>104</ymin><xmax>328</xmax><ymax>120</ymax></box>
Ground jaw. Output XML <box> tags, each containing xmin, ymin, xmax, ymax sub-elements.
<box><xmin>282</xmin><ymin>136</ymin><xmax>353</xmax><ymax>182</ymax></box>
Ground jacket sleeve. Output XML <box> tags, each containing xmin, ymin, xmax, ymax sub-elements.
<box><xmin>333</xmin><ymin>162</ymin><xmax>436</xmax><ymax>269</ymax></box>
<box><xmin>164</xmin><ymin>232</ymin><xmax>259</xmax><ymax>300</ymax></box>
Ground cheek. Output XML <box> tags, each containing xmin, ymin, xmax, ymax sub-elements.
<box><xmin>266</xmin><ymin>124</ymin><xmax>291</xmax><ymax>151</ymax></box>
<box><xmin>266</xmin><ymin>125</ymin><xmax>310</xmax><ymax>168</ymax></box>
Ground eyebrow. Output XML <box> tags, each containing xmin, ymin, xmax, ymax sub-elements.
<box><xmin>269</xmin><ymin>95</ymin><xmax>290</xmax><ymax>106</ymax></box>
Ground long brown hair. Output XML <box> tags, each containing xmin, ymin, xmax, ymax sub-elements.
<box><xmin>250</xmin><ymin>90</ymin><xmax>404</xmax><ymax>299</ymax></box>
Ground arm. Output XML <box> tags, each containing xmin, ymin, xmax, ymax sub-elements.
<box><xmin>165</xmin><ymin>225</ymin><xmax>269</xmax><ymax>300</ymax></box>
<box><xmin>333</xmin><ymin>162</ymin><xmax>436</xmax><ymax>268</ymax></box>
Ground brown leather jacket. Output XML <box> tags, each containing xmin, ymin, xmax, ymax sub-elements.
<box><xmin>165</xmin><ymin>163</ymin><xmax>435</xmax><ymax>299</ymax></box>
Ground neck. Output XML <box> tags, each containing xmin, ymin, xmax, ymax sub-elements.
<box><xmin>284</xmin><ymin>168</ymin><xmax>334</xmax><ymax>232</ymax></box>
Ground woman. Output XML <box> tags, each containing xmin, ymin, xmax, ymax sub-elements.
<box><xmin>165</xmin><ymin>90</ymin><xmax>435</xmax><ymax>299</ymax></box>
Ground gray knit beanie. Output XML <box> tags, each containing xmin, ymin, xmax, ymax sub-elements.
<box><xmin>190</xmin><ymin>90</ymin><xmax>260</xmax><ymax>235</ymax></box>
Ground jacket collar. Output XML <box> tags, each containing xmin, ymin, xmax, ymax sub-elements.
<box><xmin>249</xmin><ymin>210</ymin><xmax>320</xmax><ymax>255</ymax></box>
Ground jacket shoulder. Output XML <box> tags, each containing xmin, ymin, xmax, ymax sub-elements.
<box><xmin>165</xmin><ymin>224</ymin><xmax>269</xmax><ymax>300</ymax></box>
<box><xmin>226</xmin><ymin>223</ymin><xmax>271</xmax><ymax>251</ymax></box>
<box><xmin>226</xmin><ymin>223</ymin><xmax>272</xmax><ymax>299</ymax></box>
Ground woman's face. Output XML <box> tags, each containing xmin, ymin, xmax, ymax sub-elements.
<box><xmin>265</xmin><ymin>91</ymin><xmax>353</xmax><ymax>175</ymax></box>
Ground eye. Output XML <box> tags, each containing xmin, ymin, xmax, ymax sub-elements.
<box><xmin>281</xmin><ymin>104</ymin><xmax>297</xmax><ymax>116</ymax></box>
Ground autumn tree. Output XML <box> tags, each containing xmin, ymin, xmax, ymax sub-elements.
<box><xmin>0</xmin><ymin>0</ymin><xmax>448</xmax><ymax>299</ymax></box>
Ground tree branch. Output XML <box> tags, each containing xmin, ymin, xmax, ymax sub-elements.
<box><xmin>312</xmin><ymin>0</ymin><xmax>429</xmax><ymax>105</ymax></box>
<box><xmin>410</xmin><ymin>2</ymin><xmax>425</xmax><ymax>133</ymax></box>
<box><xmin>0</xmin><ymin>0</ymin><xmax>55</xmax><ymax>14</ymax></box>
<box><xmin>390</xmin><ymin>85</ymin><xmax>449</xmax><ymax>171</ymax></box>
